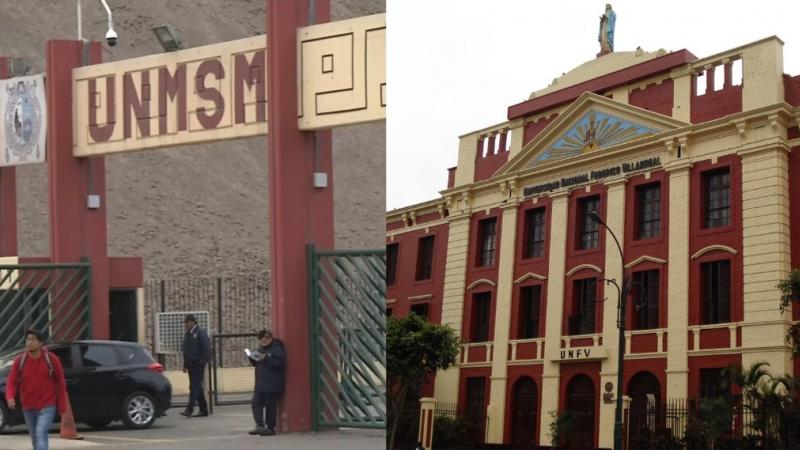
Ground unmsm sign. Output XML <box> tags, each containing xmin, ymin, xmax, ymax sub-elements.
<box><xmin>72</xmin><ymin>36</ymin><xmax>267</xmax><ymax>156</ymax></box>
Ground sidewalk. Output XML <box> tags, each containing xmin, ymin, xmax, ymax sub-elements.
<box><xmin>0</xmin><ymin>404</ymin><xmax>385</xmax><ymax>449</ymax></box>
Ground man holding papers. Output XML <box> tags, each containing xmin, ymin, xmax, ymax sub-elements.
<box><xmin>246</xmin><ymin>329</ymin><xmax>286</xmax><ymax>436</ymax></box>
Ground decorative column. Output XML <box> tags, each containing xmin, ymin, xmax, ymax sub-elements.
<box><xmin>738</xmin><ymin>142</ymin><xmax>793</xmax><ymax>376</ymax></box>
<box><xmin>598</xmin><ymin>177</ymin><xmax>626</xmax><ymax>449</ymax></box>
<box><xmin>665</xmin><ymin>159</ymin><xmax>692</xmax><ymax>399</ymax></box>
<box><xmin>486</xmin><ymin>198</ymin><xmax>520</xmax><ymax>443</ymax></box>
<box><xmin>433</xmin><ymin>208</ymin><xmax>472</xmax><ymax>403</ymax></box>
<box><xmin>670</xmin><ymin>65</ymin><xmax>692</xmax><ymax>123</ymax></box>
<box><xmin>418</xmin><ymin>397</ymin><xmax>436</xmax><ymax>450</ymax></box>
<box><xmin>539</xmin><ymin>190</ymin><xmax>569</xmax><ymax>446</ymax></box>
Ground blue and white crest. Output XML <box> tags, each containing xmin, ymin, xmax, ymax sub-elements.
<box><xmin>1</xmin><ymin>74</ymin><xmax>46</xmax><ymax>167</ymax></box>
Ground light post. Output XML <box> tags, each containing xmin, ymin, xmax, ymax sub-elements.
<box><xmin>588</xmin><ymin>211</ymin><xmax>627</xmax><ymax>450</ymax></box>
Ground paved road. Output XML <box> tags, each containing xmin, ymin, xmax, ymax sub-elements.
<box><xmin>0</xmin><ymin>404</ymin><xmax>385</xmax><ymax>449</ymax></box>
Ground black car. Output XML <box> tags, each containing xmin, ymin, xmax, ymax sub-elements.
<box><xmin>0</xmin><ymin>340</ymin><xmax>171</xmax><ymax>432</ymax></box>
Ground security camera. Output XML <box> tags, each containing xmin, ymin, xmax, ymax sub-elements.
<box><xmin>106</xmin><ymin>28</ymin><xmax>118</xmax><ymax>46</ymax></box>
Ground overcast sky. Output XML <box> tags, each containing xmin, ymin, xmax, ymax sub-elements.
<box><xmin>386</xmin><ymin>0</ymin><xmax>800</xmax><ymax>210</ymax></box>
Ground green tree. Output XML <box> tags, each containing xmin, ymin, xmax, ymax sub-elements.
<box><xmin>547</xmin><ymin>410</ymin><xmax>576</xmax><ymax>449</ymax></box>
<box><xmin>777</xmin><ymin>269</ymin><xmax>800</xmax><ymax>355</ymax></box>
<box><xmin>387</xmin><ymin>313</ymin><xmax>460</xmax><ymax>450</ymax></box>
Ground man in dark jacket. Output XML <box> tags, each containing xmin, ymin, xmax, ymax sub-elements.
<box><xmin>181</xmin><ymin>314</ymin><xmax>209</xmax><ymax>417</ymax></box>
<box><xmin>248</xmin><ymin>329</ymin><xmax>286</xmax><ymax>436</ymax></box>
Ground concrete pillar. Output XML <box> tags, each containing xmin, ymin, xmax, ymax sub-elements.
<box><xmin>266</xmin><ymin>0</ymin><xmax>332</xmax><ymax>432</ymax></box>
<box><xmin>418</xmin><ymin>397</ymin><xmax>436</xmax><ymax>450</ymax></box>
<box><xmin>665</xmin><ymin>160</ymin><xmax>692</xmax><ymax>399</ymax></box>
<box><xmin>46</xmin><ymin>40</ymin><xmax>109</xmax><ymax>339</ymax></box>
<box><xmin>433</xmin><ymin>214</ymin><xmax>472</xmax><ymax>403</ymax></box>
<box><xmin>738</xmin><ymin>142</ymin><xmax>793</xmax><ymax>376</ymax></box>
<box><xmin>539</xmin><ymin>190</ymin><xmax>569</xmax><ymax>446</ymax></box>
<box><xmin>598</xmin><ymin>177</ymin><xmax>627</xmax><ymax>448</ymax></box>
<box><xmin>486</xmin><ymin>202</ymin><xmax>519</xmax><ymax>443</ymax></box>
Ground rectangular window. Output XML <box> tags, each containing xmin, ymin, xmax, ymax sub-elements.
<box><xmin>636</xmin><ymin>183</ymin><xmax>661</xmax><ymax>239</ymax></box>
<box><xmin>415</xmin><ymin>236</ymin><xmax>435</xmax><ymax>281</ymax></box>
<box><xmin>477</xmin><ymin>218</ymin><xmax>497</xmax><ymax>267</ymax></box>
<box><xmin>410</xmin><ymin>302</ymin><xmax>429</xmax><ymax>319</ymax></box>
<box><xmin>702</xmin><ymin>260</ymin><xmax>731</xmax><ymax>324</ymax></box>
<box><xmin>386</xmin><ymin>243</ymin><xmax>399</xmax><ymax>286</ymax></box>
<box><xmin>386</xmin><ymin>308</ymin><xmax>393</xmax><ymax>317</ymax></box>
<box><xmin>578</xmin><ymin>196</ymin><xmax>601</xmax><ymax>250</ymax></box>
<box><xmin>524</xmin><ymin>208</ymin><xmax>547</xmax><ymax>259</ymax></box>
<box><xmin>518</xmin><ymin>285</ymin><xmax>542</xmax><ymax>339</ymax></box>
<box><xmin>569</xmin><ymin>278</ymin><xmax>597</xmax><ymax>335</ymax></box>
<box><xmin>704</xmin><ymin>168</ymin><xmax>731</xmax><ymax>228</ymax></box>
<box><xmin>471</xmin><ymin>292</ymin><xmax>492</xmax><ymax>342</ymax></box>
<box><xmin>700</xmin><ymin>368</ymin><xmax>728</xmax><ymax>399</ymax></box>
<box><xmin>632</xmin><ymin>270</ymin><xmax>659</xmax><ymax>330</ymax></box>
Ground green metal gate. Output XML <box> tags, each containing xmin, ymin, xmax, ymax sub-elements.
<box><xmin>0</xmin><ymin>263</ymin><xmax>91</xmax><ymax>354</ymax></box>
<box><xmin>308</xmin><ymin>245</ymin><xmax>386</xmax><ymax>430</ymax></box>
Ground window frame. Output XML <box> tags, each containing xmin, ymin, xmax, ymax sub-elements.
<box><xmin>523</xmin><ymin>207</ymin><xmax>547</xmax><ymax>259</ymax></box>
<box><xmin>577</xmin><ymin>196</ymin><xmax>601</xmax><ymax>250</ymax></box>
<box><xmin>476</xmin><ymin>218</ymin><xmax>498</xmax><ymax>268</ymax></box>
<box><xmin>703</xmin><ymin>168</ymin><xmax>731</xmax><ymax>229</ymax></box>
<box><xmin>409</xmin><ymin>302</ymin><xmax>430</xmax><ymax>319</ymax></box>
<box><xmin>517</xmin><ymin>285</ymin><xmax>542</xmax><ymax>339</ymax></box>
<box><xmin>415</xmin><ymin>236</ymin><xmax>435</xmax><ymax>281</ymax></box>
<box><xmin>636</xmin><ymin>182</ymin><xmax>661</xmax><ymax>240</ymax></box>
<box><xmin>471</xmin><ymin>292</ymin><xmax>492</xmax><ymax>342</ymax></box>
<box><xmin>701</xmin><ymin>259</ymin><xmax>731</xmax><ymax>325</ymax></box>
<box><xmin>631</xmin><ymin>269</ymin><xmax>660</xmax><ymax>330</ymax></box>
<box><xmin>569</xmin><ymin>278</ymin><xmax>597</xmax><ymax>335</ymax></box>
<box><xmin>386</xmin><ymin>243</ymin><xmax>399</xmax><ymax>286</ymax></box>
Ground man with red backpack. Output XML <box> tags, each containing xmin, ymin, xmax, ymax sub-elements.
<box><xmin>5</xmin><ymin>329</ymin><xmax>68</xmax><ymax>450</ymax></box>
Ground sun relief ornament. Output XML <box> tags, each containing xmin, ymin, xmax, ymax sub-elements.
<box><xmin>535</xmin><ymin>110</ymin><xmax>659</xmax><ymax>163</ymax></box>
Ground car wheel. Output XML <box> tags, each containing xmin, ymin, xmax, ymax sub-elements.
<box><xmin>121</xmin><ymin>392</ymin><xmax>156</xmax><ymax>429</ymax></box>
<box><xmin>0</xmin><ymin>400</ymin><xmax>7</xmax><ymax>433</ymax></box>
<box><xmin>85</xmin><ymin>418</ymin><xmax>113</xmax><ymax>430</ymax></box>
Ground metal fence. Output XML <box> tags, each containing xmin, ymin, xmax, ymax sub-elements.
<box><xmin>625</xmin><ymin>397</ymin><xmax>799</xmax><ymax>450</ymax></box>
<box><xmin>144</xmin><ymin>274</ymin><xmax>270</xmax><ymax>372</ymax></box>
<box><xmin>433</xmin><ymin>402</ymin><xmax>488</xmax><ymax>448</ymax></box>
<box><xmin>0</xmin><ymin>263</ymin><xmax>91</xmax><ymax>354</ymax></box>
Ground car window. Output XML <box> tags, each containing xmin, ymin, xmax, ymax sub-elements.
<box><xmin>114</xmin><ymin>345</ymin><xmax>153</xmax><ymax>366</ymax></box>
<box><xmin>79</xmin><ymin>344</ymin><xmax>117</xmax><ymax>368</ymax></box>
<box><xmin>49</xmin><ymin>346</ymin><xmax>75</xmax><ymax>370</ymax></box>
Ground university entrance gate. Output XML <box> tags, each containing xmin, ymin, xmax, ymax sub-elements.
<box><xmin>0</xmin><ymin>0</ymin><xmax>386</xmax><ymax>432</ymax></box>
<box><xmin>308</xmin><ymin>245</ymin><xmax>386</xmax><ymax>429</ymax></box>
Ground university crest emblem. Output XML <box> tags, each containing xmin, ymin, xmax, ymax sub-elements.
<box><xmin>0</xmin><ymin>74</ymin><xmax>46</xmax><ymax>167</ymax></box>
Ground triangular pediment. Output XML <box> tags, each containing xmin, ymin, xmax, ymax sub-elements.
<box><xmin>498</xmin><ymin>92</ymin><xmax>689</xmax><ymax>175</ymax></box>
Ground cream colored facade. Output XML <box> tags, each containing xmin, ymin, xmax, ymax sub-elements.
<box><xmin>387</xmin><ymin>36</ymin><xmax>800</xmax><ymax>448</ymax></box>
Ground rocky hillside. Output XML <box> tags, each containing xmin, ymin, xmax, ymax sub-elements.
<box><xmin>0</xmin><ymin>0</ymin><xmax>385</xmax><ymax>280</ymax></box>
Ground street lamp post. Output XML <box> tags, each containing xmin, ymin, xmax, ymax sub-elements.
<box><xmin>588</xmin><ymin>211</ymin><xmax>627</xmax><ymax>450</ymax></box>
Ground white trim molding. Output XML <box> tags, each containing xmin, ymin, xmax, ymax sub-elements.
<box><xmin>565</xmin><ymin>264</ymin><xmax>603</xmax><ymax>277</ymax></box>
<box><xmin>466</xmin><ymin>278</ymin><xmax>497</xmax><ymax>290</ymax></box>
<box><xmin>624</xmin><ymin>255</ymin><xmax>667</xmax><ymax>269</ymax></box>
<box><xmin>514</xmin><ymin>272</ymin><xmax>548</xmax><ymax>284</ymax></box>
<box><xmin>691</xmin><ymin>244</ymin><xmax>738</xmax><ymax>260</ymax></box>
